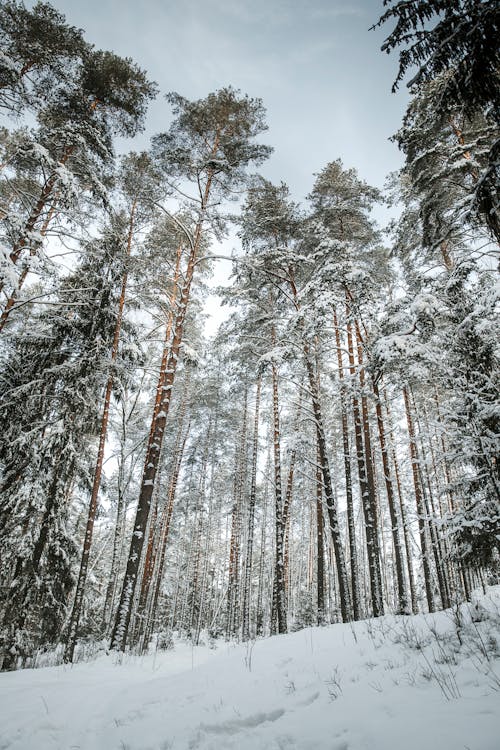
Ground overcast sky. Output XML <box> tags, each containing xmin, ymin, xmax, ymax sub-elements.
<box><xmin>28</xmin><ymin>0</ymin><xmax>410</xmax><ymax>329</ymax></box>
<box><xmin>35</xmin><ymin>0</ymin><xmax>408</xmax><ymax>199</ymax></box>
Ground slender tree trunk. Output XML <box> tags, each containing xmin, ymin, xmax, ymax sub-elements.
<box><xmin>255</xmin><ymin>448</ymin><xmax>270</xmax><ymax>636</ymax></box>
<box><xmin>282</xmin><ymin>389</ymin><xmax>302</xmax><ymax>605</ymax></box>
<box><xmin>333</xmin><ymin>306</ymin><xmax>360</xmax><ymax>619</ymax></box>
<box><xmin>316</xmin><ymin>442</ymin><xmax>325</xmax><ymax>624</ymax></box>
<box><xmin>423</xmin><ymin>393</ymin><xmax>461</xmax><ymax>604</ymax></box>
<box><xmin>370</xmin><ymin>375</ymin><xmax>408</xmax><ymax>613</ymax></box>
<box><xmin>302</xmin><ymin>347</ymin><xmax>351</xmax><ymax>622</ymax></box>
<box><xmin>102</xmin><ymin>451</ymin><xmax>128</xmax><ymax>633</ymax></box>
<box><xmin>242</xmin><ymin>374</ymin><xmax>261</xmax><ymax>641</ymax></box>
<box><xmin>411</xmin><ymin>392</ymin><xmax>451</xmax><ymax>609</ymax></box>
<box><xmin>171</xmin><ymin>464</ymin><xmax>196</xmax><ymax>632</ymax></box>
<box><xmin>403</xmin><ymin>386</ymin><xmax>435</xmax><ymax>613</ymax></box>
<box><xmin>0</xmin><ymin>196</ymin><xmax>59</xmax><ymax>331</ymax></box>
<box><xmin>383</xmin><ymin>390</ymin><xmax>418</xmax><ymax>614</ymax></box>
<box><xmin>345</xmin><ymin>309</ymin><xmax>382</xmax><ymax>617</ymax></box>
<box><xmin>193</xmin><ymin>402</ymin><xmax>221</xmax><ymax>645</ymax></box>
<box><xmin>138</xmin><ymin>369</ymin><xmax>190</xmax><ymax>618</ymax></box>
<box><xmin>189</xmin><ymin>422</ymin><xmax>212</xmax><ymax>636</ymax></box>
<box><xmin>134</xmin><ymin>385</ymin><xmax>191</xmax><ymax>649</ymax></box>
<box><xmin>433</xmin><ymin>390</ymin><xmax>457</xmax><ymax>514</ymax></box>
<box><xmin>420</xmin><ymin>458</ymin><xmax>451</xmax><ymax>609</ymax></box>
<box><xmin>285</xmin><ymin>272</ymin><xmax>350</xmax><ymax>621</ymax></box>
<box><xmin>226</xmin><ymin>386</ymin><xmax>248</xmax><ymax>638</ymax></box>
<box><xmin>271</xmin><ymin>325</ymin><xmax>287</xmax><ymax>635</ymax></box>
<box><xmin>142</xmin><ymin>423</ymin><xmax>190</xmax><ymax>649</ymax></box>
<box><xmin>0</xmin><ymin>146</ymin><xmax>74</xmax><ymax>300</ymax></box>
<box><xmin>353</xmin><ymin>319</ymin><xmax>384</xmax><ymax>616</ymax></box>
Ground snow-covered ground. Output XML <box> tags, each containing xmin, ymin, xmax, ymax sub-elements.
<box><xmin>1</xmin><ymin>589</ymin><xmax>500</xmax><ymax>750</ymax></box>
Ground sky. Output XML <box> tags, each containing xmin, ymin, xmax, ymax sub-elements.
<box><xmin>27</xmin><ymin>0</ymin><xmax>411</xmax><ymax>331</ymax></box>
<box><xmin>39</xmin><ymin>0</ymin><xmax>409</xmax><ymax>197</ymax></box>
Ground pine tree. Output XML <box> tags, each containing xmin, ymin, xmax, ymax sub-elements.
<box><xmin>63</xmin><ymin>154</ymin><xmax>162</xmax><ymax>662</ymax></box>
<box><xmin>374</xmin><ymin>0</ymin><xmax>500</xmax><ymax>116</ymax></box>
<box><xmin>0</xmin><ymin>225</ymin><xmax>132</xmax><ymax>669</ymax></box>
<box><xmin>393</xmin><ymin>76</ymin><xmax>498</xmax><ymax>250</ymax></box>
<box><xmin>374</xmin><ymin>0</ymin><xmax>500</xmax><ymax>244</ymax></box>
<box><xmin>0</xmin><ymin>41</ymin><xmax>157</xmax><ymax>321</ymax></box>
<box><xmin>0</xmin><ymin>1</ymin><xmax>87</xmax><ymax>116</ymax></box>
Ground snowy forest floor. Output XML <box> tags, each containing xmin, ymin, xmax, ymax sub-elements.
<box><xmin>1</xmin><ymin>589</ymin><xmax>500</xmax><ymax>750</ymax></box>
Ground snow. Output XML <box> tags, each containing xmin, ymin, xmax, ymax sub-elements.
<box><xmin>0</xmin><ymin>244</ymin><xmax>18</xmax><ymax>288</ymax></box>
<box><xmin>181</xmin><ymin>343</ymin><xmax>200</xmax><ymax>363</ymax></box>
<box><xmin>30</xmin><ymin>143</ymin><xmax>52</xmax><ymax>164</ymax></box>
<box><xmin>1</xmin><ymin>589</ymin><xmax>499</xmax><ymax>750</ymax></box>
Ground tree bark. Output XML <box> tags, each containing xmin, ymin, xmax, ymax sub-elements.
<box><xmin>333</xmin><ymin>306</ymin><xmax>360</xmax><ymax>619</ymax></box>
<box><xmin>345</xmin><ymin>308</ymin><xmax>383</xmax><ymax>617</ymax></box>
<box><xmin>271</xmin><ymin>323</ymin><xmax>287</xmax><ymax>635</ymax></box>
<box><xmin>0</xmin><ymin>146</ymin><xmax>74</xmax><ymax>301</ymax></box>
<box><xmin>403</xmin><ymin>386</ymin><xmax>435</xmax><ymax>613</ymax></box>
<box><xmin>226</xmin><ymin>385</ymin><xmax>248</xmax><ymax>638</ymax></box>
<box><xmin>370</xmin><ymin>375</ymin><xmax>408</xmax><ymax>613</ymax></box>
<box><xmin>241</xmin><ymin>374</ymin><xmax>261</xmax><ymax>641</ymax></box>
<box><xmin>316</xmin><ymin>442</ymin><xmax>325</xmax><ymax>624</ymax></box>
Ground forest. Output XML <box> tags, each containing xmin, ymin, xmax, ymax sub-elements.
<box><xmin>0</xmin><ymin>0</ymin><xmax>499</xmax><ymax>682</ymax></box>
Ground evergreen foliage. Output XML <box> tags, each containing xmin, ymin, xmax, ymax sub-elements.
<box><xmin>375</xmin><ymin>0</ymin><xmax>500</xmax><ymax>244</ymax></box>
<box><xmin>374</xmin><ymin>0</ymin><xmax>500</xmax><ymax>117</ymax></box>
<box><xmin>0</xmin><ymin>225</ymin><xmax>133</xmax><ymax>668</ymax></box>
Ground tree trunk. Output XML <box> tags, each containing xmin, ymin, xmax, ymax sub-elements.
<box><xmin>134</xmin><ymin>384</ymin><xmax>191</xmax><ymax>650</ymax></box>
<box><xmin>411</xmin><ymin>391</ymin><xmax>451</xmax><ymax>609</ymax></box>
<box><xmin>383</xmin><ymin>389</ymin><xmax>418</xmax><ymax>614</ymax></box>
<box><xmin>285</xmin><ymin>272</ymin><xmax>350</xmax><ymax>622</ymax></box>
<box><xmin>226</xmin><ymin>386</ymin><xmax>248</xmax><ymax>638</ymax></box>
<box><xmin>316</xmin><ymin>442</ymin><xmax>325</xmax><ymax>624</ymax></box>
<box><xmin>283</xmin><ymin>389</ymin><xmax>302</xmax><ymax>607</ymax></box>
<box><xmin>0</xmin><ymin>146</ymin><xmax>74</xmax><ymax>301</ymax></box>
<box><xmin>403</xmin><ymin>386</ymin><xmax>435</xmax><ymax>613</ymax></box>
<box><xmin>302</xmin><ymin>348</ymin><xmax>351</xmax><ymax>622</ymax></box>
<box><xmin>333</xmin><ymin>306</ymin><xmax>360</xmax><ymax>619</ymax></box>
<box><xmin>142</xmin><ymin>423</ymin><xmax>189</xmax><ymax>650</ymax></box>
<box><xmin>345</xmin><ymin>308</ymin><xmax>383</xmax><ymax>617</ymax></box>
<box><xmin>241</xmin><ymin>374</ymin><xmax>261</xmax><ymax>641</ymax></box>
<box><xmin>137</xmin><ymin>367</ymin><xmax>190</xmax><ymax>622</ymax></box>
<box><xmin>271</xmin><ymin>325</ymin><xmax>287</xmax><ymax>635</ymax></box>
<box><xmin>370</xmin><ymin>375</ymin><xmax>408</xmax><ymax>613</ymax></box>
<box><xmin>255</xmin><ymin>448</ymin><xmax>270</xmax><ymax>636</ymax></box>
<box><xmin>0</xmin><ymin>196</ymin><xmax>59</xmax><ymax>331</ymax></box>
